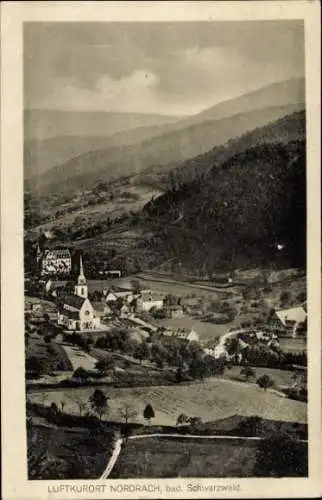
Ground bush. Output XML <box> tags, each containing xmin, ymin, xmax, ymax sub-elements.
<box><xmin>240</xmin><ymin>366</ymin><xmax>256</xmax><ymax>380</ymax></box>
<box><xmin>26</xmin><ymin>356</ymin><xmax>43</xmax><ymax>375</ymax></box>
<box><xmin>253</xmin><ymin>432</ymin><xmax>308</xmax><ymax>477</ymax></box>
<box><xmin>72</xmin><ymin>367</ymin><xmax>90</xmax><ymax>380</ymax></box>
<box><xmin>256</xmin><ymin>374</ymin><xmax>275</xmax><ymax>390</ymax></box>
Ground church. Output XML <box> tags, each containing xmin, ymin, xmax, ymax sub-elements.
<box><xmin>57</xmin><ymin>255</ymin><xmax>101</xmax><ymax>331</ymax></box>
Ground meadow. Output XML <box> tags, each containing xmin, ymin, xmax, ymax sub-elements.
<box><xmin>28</xmin><ymin>376</ymin><xmax>307</xmax><ymax>427</ymax></box>
<box><xmin>110</xmin><ymin>436</ymin><xmax>257</xmax><ymax>478</ymax></box>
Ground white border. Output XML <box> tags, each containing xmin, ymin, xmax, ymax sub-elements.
<box><xmin>1</xmin><ymin>2</ymin><xmax>321</xmax><ymax>499</ymax></box>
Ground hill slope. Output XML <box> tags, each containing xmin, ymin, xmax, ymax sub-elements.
<box><xmin>136</xmin><ymin>109</ymin><xmax>306</xmax><ymax>189</ymax></box>
<box><xmin>24</xmin><ymin>78</ymin><xmax>304</xmax><ymax>181</ymax></box>
<box><xmin>143</xmin><ymin>135</ymin><xmax>306</xmax><ymax>271</ymax></box>
<box><xmin>29</xmin><ymin>102</ymin><xmax>304</xmax><ymax>195</ymax></box>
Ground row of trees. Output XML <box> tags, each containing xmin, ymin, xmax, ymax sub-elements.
<box><xmin>46</xmin><ymin>389</ymin><xmax>156</xmax><ymax>425</ymax></box>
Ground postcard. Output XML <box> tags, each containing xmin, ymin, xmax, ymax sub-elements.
<box><xmin>1</xmin><ymin>1</ymin><xmax>321</xmax><ymax>499</ymax></box>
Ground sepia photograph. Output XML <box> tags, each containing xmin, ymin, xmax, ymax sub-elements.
<box><xmin>1</xmin><ymin>1</ymin><xmax>321</xmax><ymax>499</ymax></box>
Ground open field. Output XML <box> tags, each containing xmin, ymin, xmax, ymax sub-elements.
<box><xmin>223</xmin><ymin>366</ymin><xmax>298</xmax><ymax>388</ymax></box>
<box><xmin>58</xmin><ymin>342</ymin><xmax>98</xmax><ymax>371</ymax></box>
<box><xmin>279</xmin><ymin>337</ymin><xmax>306</xmax><ymax>353</ymax></box>
<box><xmin>29</xmin><ymin>185</ymin><xmax>162</xmax><ymax>234</ymax></box>
<box><xmin>87</xmin><ymin>277</ymin><xmax>227</xmax><ymax>299</ymax></box>
<box><xmin>27</xmin><ymin>423</ymin><xmax>114</xmax><ymax>479</ymax></box>
<box><xmin>28</xmin><ymin>377</ymin><xmax>307</xmax><ymax>426</ymax></box>
<box><xmin>110</xmin><ymin>436</ymin><xmax>257</xmax><ymax>478</ymax></box>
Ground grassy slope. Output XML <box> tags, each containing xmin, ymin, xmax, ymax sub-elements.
<box><xmin>27</xmin><ymin>335</ymin><xmax>73</xmax><ymax>372</ymax></box>
<box><xmin>28</xmin><ymin>377</ymin><xmax>307</xmax><ymax>426</ymax></box>
<box><xmin>110</xmin><ymin>437</ymin><xmax>257</xmax><ymax>478</ymax></box>
<box><xmin>27</xmin><ymin>423</ymin><xmax>114</xmax><ymax>479</ymax></box>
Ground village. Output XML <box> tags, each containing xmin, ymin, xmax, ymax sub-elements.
<box><xmin>24</xmin><ymin>242</ymin><xmax>308</xmax><ymax>481</ymax></box>
<box><xmin>25</xmin><ymin>241</ymin><xmax>307</xmax><ymax>377</ymax></box>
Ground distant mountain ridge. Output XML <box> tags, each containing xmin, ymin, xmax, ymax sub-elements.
<box><xmin>24</xmin><ymin>109</ymin><xmax>183</xmax><ymax>141</ymax></box>
<box><xmin>24</xmin><ymin>78</ymin><xmax>305</xmax><ymax>187</ymax></box>
<box><xmin>28</xmin><ymin>103</ymin><xmax>305</xmax><ymax>195</ymax></box>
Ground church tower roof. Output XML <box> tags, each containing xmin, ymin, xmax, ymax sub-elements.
<box><xmin>77</xmin><ymin>254</ymin><xmax>87</xmax><ymax>285</ymax></box>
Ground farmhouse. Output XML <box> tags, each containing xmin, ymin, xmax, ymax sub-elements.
<box><xmin>168</xmin><ymin>305</ymin><xmax>184</xmax><ymax>319</ymax></box>
<box><xmin>105</xmin><ymin>288</ymin><xmax>135</xmax><ymax>304</ymax></box>
<box><xmin>270</xmin><ymin>306</ymin><xmax>307</xmax><ymax>337</ymax></box>
<box><xmin>163</xmin><ymin>328</ymin><xmax>199</xmax><ymax>343</ymax></box>
<box><xmin>57</xmin><ymin>255</ymin><xmax>101</xmax><ymax>331</ymax></box>
<box><xmin>120</xmin><ymin>303</ymin><xmax>131</xmax><ymax>318</ymax></box>
<box><xmin>135</xmin><ymin>290</ymin><xmax>164</xmax><ymax>312</ymax></box>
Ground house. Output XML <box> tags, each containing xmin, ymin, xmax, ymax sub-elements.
<box><xmin>57</xmin><ymin>255</ymin><xmax>101</xmax><ymax>331</ymax></box>
<box><xmin>105</xmin><ymin>288</ymin><xmax>135</xmax><ymax>304</ymax></box>
<box><xmin>163</xmin><ymin>328</ymin><xmax>199</xmax><ymax>343</ymax></box>
<box><xmin>168</xmin><ymin>305</ymin><xmax>184</xmax><ymax>319</ymax></box>
<box><xmin>270</xmin><ymin>306</ymin><xmax>307</xmax><ymax>337</ymax></box>
<box><xmin>104</xmin><ymin>270</ymin><xmax>121</xmax><ymax>278</ymax></box>
<box><xmin>103</xmin><ymin>303</ymin><xmax>113</xmax><ymax>317</ymax></box>
<box><xmin>40</xmin><ymin>248</ymin><xmax>72</xmax><ymax>276</ymax></box>
<box><xmin>120</xmin><ymin>303</ymin><xmax>131</xmax><ymax>318</ymax></box>
<box><xmin>135</xmin><ymin>291</ymin><xmax>164</xmax><ymax>312</ymax></box>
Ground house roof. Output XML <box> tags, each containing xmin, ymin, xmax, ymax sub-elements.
<box><xmin>164</xmin><ymin>328</ymin><xmax>197</xmax><ymax>339</ymax></box>
<box><xmin>60</xmin><ymin>309</ymin><xmax>80</xmax><ymax>320</ymax></box>
<box><xmin>139</xmin><ymin>291</ymin><xmax>164</xmax><ymax>302</ymax></box>
<box><xmin>275</xmin><ymin>306</ymin><xmax>306</xmax><ymax>326</ymax></box>
<box><xmin>58</xmin><ymin>295</ymin><xmax>86</xmax><ymax>312</ymax></box>
<box><xmin>43</xmin><ymin>248</ymin><xmax>71</xmax><ymax>259</ymax></box>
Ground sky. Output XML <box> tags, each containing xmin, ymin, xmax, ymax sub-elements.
<box><xmin>24</xmin><ymin>21</ymin><xmax>305</xmax><ymax>116</ymax></box>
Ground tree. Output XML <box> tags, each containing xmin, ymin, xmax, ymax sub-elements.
<box><xmin>134</xmin><ymin>342</ymin><xmax>150</xmax><ymax>364</ymax></box>
<box><xmin>189</xmin><ymin>416</ymin><xmax>203</xmax><ymax>427</ymax></box>
<box><xmin>119</xmin><ymin>403</ymin><xmax>138</xmax><ymax>424</ymax></box>
<box><xmin>257</xmin><ymin>374</ymin><xmax>274</xmax><ymax>391</ymax></box>
<box><xmin>280</xmin><ymin>290</ymin><xmax>291</xmax><ymax>305</ymax></box>
<box><xmin>60</xmin><ymin>400</ymin><xmax>66</xmax><ymax>412</ymax></box>
<box><xmin>130</xmin><ymin>279</ymin><xmax>141</xmax><ymax>294</ymax></box>
<box><xmin>95</xmin><ymin>359</ymin><xmax>113</xmax><ymax>375</ymax></box>
<box><xmin>237</xmin><ymin>416</ymin><xmax>263</xmax><ymax>437</ymax></box>
<box><xmin>189</xmin><ymin>358</ymin><xmax>206</xmax><ymax>380</ymax></box>
<box><xmin>240</xmin><ymin>366</ymin><xmax>256</xmax><ymax>381</ymax></box>
<box><xmin>72</xmin><ymin>366</ymin><xmax>89</xmax><ymax>380</ymax></box>
<box><xmin>143</xmin><ymin>404</ymin><xmax>155</xmax><ymax>425</ymax></box>
<box><xmin>71</xmin><ymin>396</ymin><xmax>87</xmax><ymax>416</ymax></box>
<box><xmin>89</xmin><ymin>389</ymin><xmax>108</xmax><ymax>420</ymax></box>
<box><xmin>50</xmin><ymin>402</ymin><xmax>59</xmax><ymax>415</ymax></box>
<box><xmin>175</xmin><ymin>367</ymin><xmax>185</xmax><ymax>383</ymax></box>
<box><xmin>176</xmin><ymin>413</ymin><xmax>189</xmax><ymax>426</ymax></box>
<box><xmin>253</xmin><ymin>432</ymin><xmax>308</xmax><ymax>477</ymax></box>
<box><xmin>26</xmin><ymin>356</ymin><xmax>43</xmax><ymax>376</ymax></box>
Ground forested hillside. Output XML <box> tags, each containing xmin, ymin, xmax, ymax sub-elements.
<box><xmin>143</xmin><ymin>138</ymin><xmax>306</xmax><ymax>271</ymax></box>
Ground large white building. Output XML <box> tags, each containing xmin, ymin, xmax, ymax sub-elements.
<box><xmin>39</xmin><ymin>247</ymin><xmax>72</xmax><ymax>276</ymax></box>
<box><xmin>57</xmin><ymin>255</ymin><xmax>101</xmax><ymax>331</ymax></box>
<box><xmin>135</xmin><ymin>290</ymin><xmax>164</xmax><ymax>312</ymax></box>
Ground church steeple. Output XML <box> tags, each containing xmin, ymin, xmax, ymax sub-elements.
<box><xmin>74</xmin><ymin>253</ymin><xmax>88</xmax><ymax>298</ymax></box>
